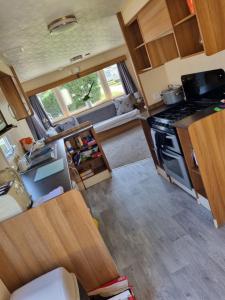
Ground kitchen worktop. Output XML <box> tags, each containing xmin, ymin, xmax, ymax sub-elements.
<box><xmin>174</xmin><ymin>105</ymin><xmax>221</xmax><ymax>129</ymax></box>
<box><xmin>21</xmin><ymin>138</ymin><xmax>72</xmax><ymax>201</ymax></box>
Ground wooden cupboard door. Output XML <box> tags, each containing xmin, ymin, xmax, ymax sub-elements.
<box><xmin>10</xmin><ymin>66</ymin><xmax>33</xmax><ymax>117</ymax></box>
<box><xmin>0</xmin><ymin>76</ymin><xmax>30</xmax><ymax>120</ymax></box>
<box><xmin>188</xmin><ymin>110</ymin><xmax>225</xmax><ymax>226</ymax></box>
<box><xmin>194</xmin><ymin>0</ymin><xmax>225</xmax><ymax>55</ymax></box>
<box><xmin>138</xmin><ymin>0</ymin><xmax>173</xmax><ymax>43</ymax></box>
<box><xmin>0</xmin><ymin>190</ymin><xmax>118</xmax><ymax>292</ymax></box>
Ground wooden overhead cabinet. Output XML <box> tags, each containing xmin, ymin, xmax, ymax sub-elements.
<box><xmin>166</xmin><ymin>0</ymin><xmax>204</xmax><ymax>57</ymax></box>
<box><xmin>194</xmin><ymin>0</ymin><xmax>225</xmax><ymax>55</ymax></box>
<box><xmin>138</xmin><ymin>0</ymin><xmax>173</xmax><ymax>43</ymax></box>
<box><xmin>166</xmin><ymin>0</ymin><xmax>225</xmax><ymax>57</ymax></box>
<box><xmin>117</xmin><ymin>0</ymin><xmax>178</xmax><ymax>73</ymax></box>
<box><xmin>0</xmin><ymin>70</ymin><xmax>32</xmax><ymax>121</ymax></box>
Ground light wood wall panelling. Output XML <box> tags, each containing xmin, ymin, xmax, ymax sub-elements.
<box><xmin>188</xmin><ymin>110</ymin><xmax>225</xmax><ymax>227</ymax></box>
<box><xmin>0</xmin><ymin>190</ymin><xmax>119</xmax><ymax>292</ymax></box>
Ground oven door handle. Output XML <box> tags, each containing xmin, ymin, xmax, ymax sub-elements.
<box><xmin>161</xmin><ymin>149</ymin><xmax>181</xmax><ymax>159</ymax></box>
<box><xmin>165</xmin><ymin>135</ymin><xmax>174</xmax><ymax>139</ymax></box>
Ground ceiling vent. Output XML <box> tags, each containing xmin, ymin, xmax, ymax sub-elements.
<box><xmin>48</xmin><ymin>15</ymin><xmax>77</xmax><ymax>34</ymax></box>
<box><xmin>70</xmin><ymin>55</ymin><xmax>83</xmax><ymax>62</ymax></box>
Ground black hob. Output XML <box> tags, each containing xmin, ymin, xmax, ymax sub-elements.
<box><xmin>148</xmin><ymin>100</ymin><xmax>218</xmax><ymax>133</ymax></box>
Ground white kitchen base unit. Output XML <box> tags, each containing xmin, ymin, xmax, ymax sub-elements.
<box><xmin>83</xmin><ymin>170</ymin><xmax>111</xmax><ymax>188</ymax></box>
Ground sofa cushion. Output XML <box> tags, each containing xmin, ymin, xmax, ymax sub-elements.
<box><xmin>77</xmin><ymin>102</ymin><xmax>116</xmax><ymax>124</ymax></box>
<box><xmin>114</xmin><ymin>94</ymin><xmax>135</xmax><ymax>116</ymax></box>
<box><xmin>94</xmin><ymin>109</ymin><xmax>141</xmax><ymax>133</ymax></box>
<box><xmin>55</xmin><ymin>116</ymin><xmax>79</xmax><ymax>133</ymax></box>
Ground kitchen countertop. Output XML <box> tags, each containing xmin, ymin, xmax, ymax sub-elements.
<box><xmin>21</xmin><ymin>138</ymin><xmax>72</xmax><ymax>201</ymax></box>
<box><xmin>174</xmin><ymin>105</ymin><xmax>220</xmax><ymax>129</ymax></box>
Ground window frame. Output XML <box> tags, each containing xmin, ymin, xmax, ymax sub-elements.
<box><xmin>38</xmin><ymin>63</ymin><xmax>125</xmax><ymax>123</ymax></box>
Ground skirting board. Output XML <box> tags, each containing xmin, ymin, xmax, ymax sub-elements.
<box><xmin>156</xmin><ymin>167</ymin><xmax>170</xmax><ymax>182</ymax></box>
<box><xmin>170</xmin><ymin>177</ymin><xmax>196</xmax><ymax>198</ymax></box>
<box><xmin>197</xmin><ymin>194</ymin><xmax>211</xmax><ymax>211</ymax></box>
<box><xmin>83</xmin><ymin>170</ymin><xmax>111</xmax><ymax>188</ymax></box>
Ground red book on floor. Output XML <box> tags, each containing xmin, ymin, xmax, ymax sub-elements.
<box><xmin>88</xmin><ymin>277</ymin><xmax>129</xmax><ymax>297</ymax></box>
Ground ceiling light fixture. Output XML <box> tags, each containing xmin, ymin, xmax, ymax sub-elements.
<box><xmin>48</xmin><ymin>15</ymin><xmax>77</xmax><ymax>34</ymax></box>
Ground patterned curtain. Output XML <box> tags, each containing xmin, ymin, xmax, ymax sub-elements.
<box><xmin>26</xmin><ymin>95</ymin><xmax>52</xmax><ymax>140</ymax></box>
<box><xmin>117</xmin><ymin>61</ymin><xmax>137</xmax><ymax>95</ymax></box>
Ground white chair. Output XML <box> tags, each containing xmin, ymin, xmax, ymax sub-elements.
<box><xmin>1</xmin><ymin>268</ymin><xmax>80</xmax><ymax>300</ymax></box>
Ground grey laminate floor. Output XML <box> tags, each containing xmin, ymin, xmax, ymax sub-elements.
<box><xmin>84</xmin><ymin>158</ymin><xmax>225</xmax><ymax>300</ymax></box>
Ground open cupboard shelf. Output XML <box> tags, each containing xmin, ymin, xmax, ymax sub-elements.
<box><xmin>119</xmin><ymin>0</ymin><xmax>225</xmax><ymax>75</ymax></box>
<box><xmin>174</xmin><ymin>13</ymin><xmax>196</xmax><ymax>27</ymax></box>
<box><xmin>165</xmin><ymin>0</ymin><xmax>204</xmax><ymax>58</ymax></box>
<box><xmin>174</xmin><ymin>15</ymin><xmax>204</xmax><ymax>58</ymax></box>
<box><xmin>166</xmin><ymin>0</ymin><xmax>195</xmax><ymax>25</ymax></box>
<box><xmin>146</xmin><ymin>33</ymin><xmax>179</xmax><ymax>68</ymax></box>
<box><xmin>64</xmin><ymin>126</ymin><xmax>111</xmax><ymax>189</ymax></box>
<box><xmin>127</xmin><ymin>19</ymin><xmax>144</xmax><ymax>48</ymax></box>
<box><xmin>133</xmin><ymin>45</ymin><xmax>151</xmax><ymax>73</ymax></box>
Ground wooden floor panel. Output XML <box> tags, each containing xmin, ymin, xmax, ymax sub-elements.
<box><xmin>84</xmin><ymin>158</ymin><xmax>225</xmax><ymax>299</ymax></box>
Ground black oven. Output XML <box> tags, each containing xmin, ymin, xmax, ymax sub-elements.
<box><xmin>151</xmin><ymin>128</ymin><xmax>192</xmax><ymax>189</ymax></box>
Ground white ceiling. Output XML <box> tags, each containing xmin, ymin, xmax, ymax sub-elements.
<box><xmin>0</xmin><ymin>0</ymin><xmax>125</xmax><ymax>82</ymax></box>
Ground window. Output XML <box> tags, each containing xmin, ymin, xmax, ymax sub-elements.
<box><xmin>0</xmin><ymin>136</ymin><xmax>15</xmax><ymax>158</ymax></box>
<box><xmin>38</xmin><ymin>64</ymin><xmax>125</xmax><ymax>122</ymax></box>
<box><xmin>103</xmin><ymin>65</ymin><xmax>124</xmax><ymax>98</ymax></box>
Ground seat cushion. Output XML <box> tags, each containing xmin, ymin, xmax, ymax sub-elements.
<box><xmin>77</xmin><ymin>102</ymin><xmax>116</xmax><ymax>124</ymax></box>
<box><xmin>55</xmin><ymin>117</ymin><xmax>79</xmax><ymax>133</ymax></box>
<box><xmin>94</xmin><ymin>109</ymin><xmax>141</xmax><ymax>133</ymax></box>
<box><xmin>113</xmin><ymin>94</ymin><xmax>135</xmax><ymax>115</ymax></box>
<box><xmin>10</xmin><ymin>268</ymin><xmax>79</xmax><ymax>300</ymax></box>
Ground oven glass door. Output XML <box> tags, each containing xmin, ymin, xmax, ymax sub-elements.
<box><xmin>161</xmin><ymin>148</ymin><xmax>192</xmax><ymax>189</ymax></box>
<box><xmin>151</xmin><ymin>129</ymin><xmax>181</xmax><ymax>154</ymax></box>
